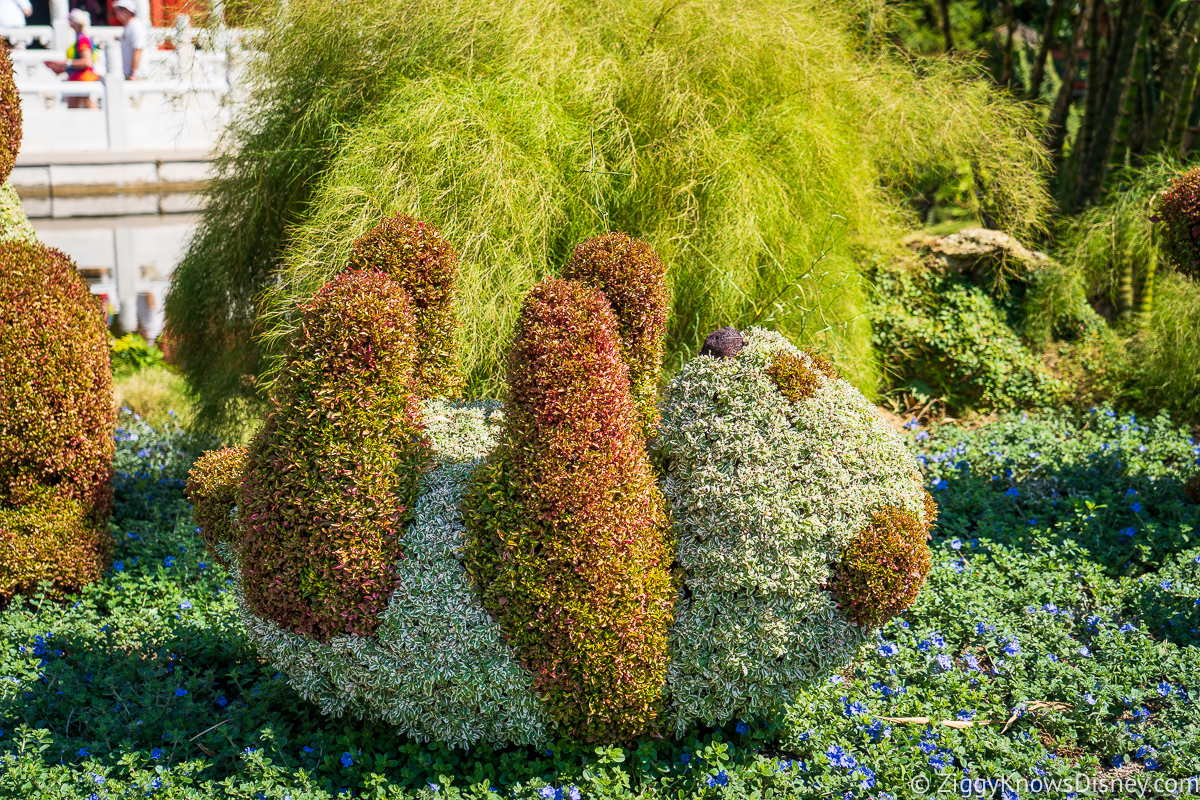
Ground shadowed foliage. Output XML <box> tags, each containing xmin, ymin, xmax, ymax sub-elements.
<box><xmin>238</xmin><ymin>270</ymin><xmax>428</xmax><ymax>640</ymax></box>
<box><xmin>561</xmin><ymin>232</ymin><xmax>668</xmax><ymax>434</ymax></box>
<box><xmin>186</xmin><ymin>447</ymin><xmax>247</xmax><ymax>566</ymax></box>
<box><xmin>831</xmin><ymin>493</ymin><xmax>936</xmax><ymax>629</ymax></box>
<box><xmin>347</xmin><ymin>214</ymin><xmax>464</xmax><ymax>399</ymax></box>
<box><xmin>462</xmin><ymin>279</ymin><xmax>674</xmax><ymax>741</ymax></box>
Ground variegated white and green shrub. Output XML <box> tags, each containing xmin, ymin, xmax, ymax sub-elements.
<box><xmin>222</xmin><ymin>333</ymin><xmax>932</xmax><ymax>745</ymax></box>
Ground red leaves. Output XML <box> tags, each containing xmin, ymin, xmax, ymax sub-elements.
<box><xmin>462</xmin><ymin>278</ymin><xmax>675</xmax><ymax>742</ymax></box>
<box><xmin>1154</xmin><ymin>167</ymin><xmax>1200</xmax><ymax>279</ymax></box>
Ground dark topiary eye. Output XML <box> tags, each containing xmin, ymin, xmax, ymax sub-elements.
<box><xmin>829</xmin><ymin>492</ymin><xmax>936</xmax><ymax>629</ymax></box>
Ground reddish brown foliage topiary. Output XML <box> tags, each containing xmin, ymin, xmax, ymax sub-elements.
<box><xmin>1153</xmin><ymin>166</ymin><xmax>1200</xmax><ymax>279</ymax></box>
<box><xmin>767</xmin><ymin>349</ymin><xmax>824</xmax><ymax>403</ymax></box>
<box><xmin>830</xmin><ymin>492</ymin><xmax>936</xmax><ymax>629</ymax></box>
<box><xmin>562</xmin><ymin>233</ymin><xmax>669</xmax><ymax>435</ymax></box>
<box><xmin>347</xmin><ymin>214</ymin><xmax>463</xmax><ymax>398</ymax></box>
<box><xmin>187</xmin><ymin>447</ymin><xmax>248</xmax><ymax>566</ymax></box>
<box><xmin>238</xmin><ymin>270</ymin><xmax>429</xmax><ymax>640</ymax></box>
<box><xmin>0</xmin><ymin>43</ymin><xmax>20</xmax><ymax>184</ymax></box>
<box><xmin>0</xmin><ymin>241</ymin><xmax>113</xmax><ymax>600</ymax></box>
<box><xmin>462</xmin><ymin>278</ymin><xmax>675</xmax><ymax>741</ymax></box>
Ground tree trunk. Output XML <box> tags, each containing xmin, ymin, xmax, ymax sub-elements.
<box><xmin>1144</xmin><ymin>3</ymin><xmax>1200</xmax><ymax>157</ymax></box>
<box><xmin>1028</xmin><ymin>0</ymin><xmax>1066</xmax><ymax>99</ymax></box>
<box><xmin>1045</xmin><ymin>0</ymin><xmax>1095</xmax><ymax>158</ymax></box>
<box><xmin>1117</xmin><ymin>253</ymin><xmax>1135</xmax><ymax>319</ymax></box>
<box><xmin>1002</xmin><ymin>0</ymin><xmax>1017</xmax><ymax>89</ymax></box>
<box><xmin>1112</xmin><ymin>31</ymin><xmax>1146</xmax><ymax>169</ymax></box>
<box><xmin>938</xmin><ymin>0</ymin><xmax>954</xmax><ymax>52</ymax></box>
<box><xmin>1074</xmin><ymin>0</ymin><xmax>1145</xmax><ymax>209</ymax></box>
<box><xmin>1168</xmin><ymin>37</ymin><xmax>1200</xmax><ymax>155</ymax></box>
<box><xmin>1137</xmin><ymin>254</ymin><xmax>1156</xmax><ymax>320</ymax></box>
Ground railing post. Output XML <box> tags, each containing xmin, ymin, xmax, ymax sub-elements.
<box><xmin>48</xmin><ymin>0</ymin><xmax>70</xmax><ymax>50</ymax></box>
<box><xmin>114</xmin><ymin>227</ymin><xmax>138</xmax><ymax>336</ymax></box>
<box><xmin>104</xmin><ymin>41</ymin><xmax>127</xmax><ymax>150</ymax></box>
<box><xmin>174</xmin><ymin>13</ymin><xmax>195</xmax><ymax>83</ymax></box>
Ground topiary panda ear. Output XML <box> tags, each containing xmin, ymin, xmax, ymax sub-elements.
<box><xmin>562</xmin><ymin>233</ymin><xmax>669</xmax><ymax>437</ymax></box>
<box><xmin>348</xmin><ymin>214</ymin><xmax>463</xmax><ymax>399</ymax></box>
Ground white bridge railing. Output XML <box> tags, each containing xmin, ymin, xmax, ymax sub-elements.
<box><xmin>3</xmin><ymin>0</ymin><xmax>253</xmax><ymax>152</ymax></box>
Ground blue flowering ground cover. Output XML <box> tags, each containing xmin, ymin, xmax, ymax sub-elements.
<box><xmin>1</xmin><ymin>408</ymin><xmax>1199</xmax><ymax>798</ymax></box>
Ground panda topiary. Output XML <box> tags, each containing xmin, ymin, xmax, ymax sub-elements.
<box><xmin>197</xmin><ymin>222</ymin><xmax>933</xmax><ymax>746</ymax></box>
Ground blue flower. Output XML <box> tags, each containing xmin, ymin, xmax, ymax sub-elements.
<box><xmin>1005</xmin><ymin>487</ymin><xmax>1020</xmax><ymax>497</ymax></box>
<box><xmin>302</xmin><ymin>746</ymin><xmax>314</xmax><ymax>753</ymax></box>
<box><xmin>1144</xmin><ymin>757</ymin><xmax>1159</xmax><ymax>770</ymax></box>
<box><xmin>825</xmin><ymin>744</ymin><xmax>857</xmax><ymax>769</ymax></box>
<box><xmin>904</xmin><ymin>418</ymin><xmax>920</xmax><ymax>430</ymax></box>
<box><xmin>899</xmin><ymin>619</ymin><xmax>910</xmax><ymax>628</ymax></box>
<box><xmin>77</xmin><ymin>748</ymin><xmax>90</xmax><ymax>756</ymax></box>
<box><xmin>1158</xmin><ymin>682</ymin><xmax>1172</xmax><ymax>697</ymax></box>
<box><xmin>340</xmin><ymin>752</ymin><xmax>353</xmax><ymax>768</ymax></box>
<box><xmin>1161</xmin><ymin>581</ymin><xmax>1171</xmax><ymax>590</ymax></box>
<box><xmin>1112</xmin><ymin>755</ymin><xmax>1123</xmax><ymax>768</ymax></box>
<box><xmin>1042</xmin><ymin>603</ymin><xmax>1057</xmax><ymax>614</ymax></box>
<box><xmin>1003</xmin><ymin>640</ymin><xmax>1021</xmax><ymax>656</ymax></box>
<box><xmin>865</xmin><ymin>719</ymin><xmax>891</xmax><ymax>741</ymax></box>
<box><xmin>567</xmin><ymin>787</ymin><xmax>581</xmax><ymax>800</ymax></box>
<box><xmin>931</xmin><ymin>632</ymin><xmax>945</xmax><ymax>648</ymax></box>
<box><xmin>965</xmin><ymin>655</ymin><xmax>979</xmax><ymax>671</ymax></box>
<box><xmin>855</xmin><ymin>765</ymin><xmax>876</xmax><ymax>789</ymax></box>
<box><xmin>705</xmin><ymin>770</ymin><xmax>729</xmax><ymax>788</ymax></box>
<box><xmin>151</xmin><ymin>748</ymin><xmax>163</xmax><ymax>759</ymax></box>
<box><xmin>735</xmin><ymin>720</ymin><xmax>750</xmax><ymax>734</ymax></box>
<box><xmin>956</xmin><ymin>710</ymin><xmax>974</xmax><ymax>720</ymax></box>
<box><xmin>179</xmin><ymin>600</ymin><xmax>192</xmax><ymax>610</ymax></box>
<box><xmin>929</xmin><ymin>751</ymin><xmax>953</xmax><ymax>770</ymax></box>
<box><xmin>829</xmin><ymin>675</ymin><xmax>845</xmax><ymax>684</ymax></box>
<box><xmin>1131</xmin><ymin>502</ymin><xmax>1143</xmax><ymax>513</ymax></box>
<box><xmin>915</xmin><ymin>431</ymin><xmax>930</xmax><ymax>441</ymax></box>
<box><xmin>1085</xmin><ymin>693</ymin><xmax>1096</xmax><ymax>705</ymax></box>
<box><xmin>174</xmin><ymin>688</ymin><xmax>187</xmax><ymax>697</ymax></box>
<box><xmin>877</xmin><ymin>642</ymin><xmax>897</xmax><ymax>657</ymax></box>
<box><xmin>918</xmin><ymin>639</ymin><xmax>933</xmax><ymax>653</ymax></box>
<box><xmin>199</xmin><ymin>562</ymin><xmax>208</xmax><ymax>571</ymax></box>
<box><xmin>113</xmin><ymin>562</ymin><xmax>124</xmax><ymax>572</ymax></box>
<box><xmin>680</xmin><ymin>753</ymin><xmax>691</xmax><ymax>764</ymax></box>
<box><xmin>164</xmin><ymin>557</ymin><xmax>176</xmax><ymax>568</ymax></box>
<box><xmin>1120</xmin><ymin>527</ymin><xmax>1137</xmax><ymax>537</ymax></box>
<box><xmin>844</xmin><ymin>700</ymin><xmax>868</xmax><ymax>717</ymax></box>
<box><xmin>1120</xmin><ymin>623</ymin><xmax>1137</xmax><ymax>633</ymax></box>
<box><xmin>1001</xmin><ymin>788</ymin><xmax>1019</xmax><ymax>800</ymax></box>
<box><xmin>216</xmin><ymin>696</ymin><xmax>227</xmax><ymax>707</ymax></box>
<box><xmin>952</xmin><ymin>559</ymin><xmax>967</xmax><ymax>573</ymax></box>
<box><xmin>936</xmin><ymin>654</ymin><xmax>953</xmax><ymax>671</ymax></box>
<box><xmin>1079</xmin><ymin>646</ymin><xmax>1090</xmax><ymax>657</ymax></box>
<box><xmin>537</xmin><ymin>788</ymin><xmax>555</xmax><ymax>800</ymax></box>
<box><xmin>950</xmin><ymin>539</ymin><xmax>962</xmax><ymax>550</ymax></box>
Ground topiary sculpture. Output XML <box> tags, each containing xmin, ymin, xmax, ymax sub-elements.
<box><xmin>202</xmin><ymin>227</ymin><xmax>932</xmax><ymax>746</ymax></box>
<box><xmin>462</xmin><ymin>279</ymin><xmax>675</xmax><ymax>742</ymax></box>
<box><xmin>0</xmin><ymin>42</ymin><xmax>19</xmax><ymax>186</ymax></box>
<box><xmin>348</xmin><ymin>214</ymin><xmax>464</xmax><ymax>399</ymax></box>
<box><xmin>1154</xmin><ymin>166</ymin><xmax>1200</xmax><ymax>279</ymax></box>
<box><xmin>561</xmin><ymin>233</ymin><xmax>669</xmax><ymax>436</ymax></box>
<box><xmin>0</xmin><ymin>242</ymin><xmax>114</xmax><ymax>600</ymax></box>
<box><xmin>237</xmin><ymin>269</ymin><xmax>428</xmax><ymax>640</ymax></box>
<box><xmin>185</xmin><ymin>446</ymin><xmax>247</xmax><ymax>566</ymax></box>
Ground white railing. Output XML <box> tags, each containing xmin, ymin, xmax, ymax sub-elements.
<box><xmin>3</xmin><ymin>6</ymin><xmax>253</xmax><ymax>151</ymax></box>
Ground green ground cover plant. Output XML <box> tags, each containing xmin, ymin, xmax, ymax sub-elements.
<box><xmin>3</xmin><ymin>407</ymin><xmax>1200</xmax><ymax>797</ymax></box>
<box><xmin>165</xmin><ymin>0</ymin><xmax>1052</xmax><ymax>431</ymax></box>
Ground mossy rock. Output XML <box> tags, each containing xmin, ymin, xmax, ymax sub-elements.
<box><xmin>217</xmin><ymin>328</ymin><xmax>931</xmax><ymax>746</ymax></box>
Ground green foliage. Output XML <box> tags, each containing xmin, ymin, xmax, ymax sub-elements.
<box><xmin>0</xmin><ymin>43</ymin><xmax>19</xmax><ymax>184</ymax></box>
<box><xmin>238</xmin><ymin>270</ymin><xmax>428</xmax><ymax>640</ymax></box>
<box><xmin>0</xmin><ymin>242</ymin><xmax>114</xmax><ymax>600</ymax></box>
<box><xmin>167</xmin><ymin>0</ymin><xmax>1052</xmax><ymax>429</ymax></box>
<box><xmin>561</xmin><ymin>233</ymin><xmax>668</xmax><ymax>436</ymax></box>
<box><xmin>869</xmin><ymin>257</ymin><xmax>1067</xmax><ymax>411</ymax></box>
<box><xmin>110</xmin><ymin>333</ymin><xmax>166</xmax><ymax>378</ymax></box>
<box><xmin>0</xmin><ymin>181</ymin><xmax>35</xmax><ymax>245</ymax></box>
<box><xmin>831</xmin><ymin>499</ymin><xmax>934</xmax><ymax>629</ymax></box>
<box><xmin>1122</xmin><ymin>274</ymin><xmax>1200</xmax><ymax>422</ymax></box>
<box><xmin>461</xmin><ymin>279</ymin><xmax>675</xmax><ymax>742</ymax></box>
<box><xmin>185</xmin><ymin>447</ymin><xmax>247</xmax><ymax>566</ymax></box>
<box><xmin>347</xmin><ymin>214</ymin><xmax>464</xmax><ymax>399</ymax></box>
<box><xmin>1153</xmin><ymin>165</ymin><xmax>1200</xmax><ymax>279</ymax></box>
<box><xmin>654</xmin><ymin>328</ymin><xmax>923</xmax><ymax>732</ymax></box>
<box><xmin>7</xmin><ymin>407</ymin><xmax>1200</xmax><ymax>794</ymax></box>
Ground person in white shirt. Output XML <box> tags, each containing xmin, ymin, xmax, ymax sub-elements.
<box><xmin>0</xmin><ymin>0</ymin><xmax>32</xmax><ymax>30</ymax></box>
<box><xmin>112</xmin><ymin>0</ymin><xmax>148</xmax><ymax>79</ymax></box>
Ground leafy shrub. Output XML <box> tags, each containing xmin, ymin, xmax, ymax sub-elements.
<box><xmin>462</xmin><ymin>279</ymin><xmax>675</xmax><ymax>742</ymax></box>
<box><xmin>109</xmin><ymin>333</ymin><xmax>166</xmax><ymax>377</ymax></box>
<box><xmin>0</xmin><ymin>242</ymin><xmax>113</xmax><ymax>600</ymax></box>
<box><xmin>830</xmin><ymin>499</ymin><xmax>935</xmax><ymax>629</ymax></box>
<box><xmin>347</xmin><ymin>213</ymin><xmax>464</xmax><ymax>398</ymax></box>
<box><xmin>561</xmin><ymin>233</ymin><xmax>668</xmax><ymax>435</ymax></box>
<box><xmin>0</xmin><ymin>42</ymin><xmax>18</xmax><ymax>183</ymax></box>
<box><xmin>869</xmin><ymin>258</ymin><xmax>1066</xmax><ymax>411</ymax></box>
<box><xmin>185</xmin><ymin>447</ymin><xmax>246</xmax><ymax>565</ymax></box>
<box><xmin>655</xmin><ymin>328</ymin><xmax>930</xmax><ymax>732</ymax></box>
<box><xmin>0</xmin><ymin>487</ymin><xmax>107</xmax><ymax>600</ymax></box>
<box><xmin>0</xmin><ymin>182</ymin><xmax>35</xmax><ymax>245</ymax></box>
<box><xmin>238</xmin><ymin>270</ymin><xmax>427</xmax><ymax>640</ymax></box>
<box><xmin>166</xmin><ymin>0</ymin><xmax>1053</xmax><ymax>429</ymax></box>
<box><xmin>1153</xmin><ymin>165</ymin><xmax>1200</xmax><ymax>279</ymax></box>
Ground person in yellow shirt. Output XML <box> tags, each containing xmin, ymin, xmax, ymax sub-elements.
<box><xmin>45</xmin><ymin>9</ymin><xmax>100</xmax><ymax>109</ymax></box>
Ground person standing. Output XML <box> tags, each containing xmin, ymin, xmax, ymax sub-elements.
<box><xmin>0</xmin><ymin>0</ymin><xmax>32</xmax><ymax>30</ymax></box>
<box><xmin>45</xmin><ymin>9</ymin><xmax>99</xmax><ymax>108</ymax></box>
<box><xmin>113</xmin><ymin>0</ymin><xmax>147</xmax><ymax>80</ymax></box>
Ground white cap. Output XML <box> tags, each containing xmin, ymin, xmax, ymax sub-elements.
<box><xmin>68</xmin><ymin>8</ymin><xmax>90</xmax><ymax>27</ymax></box>
<box><xmin>114</xmin><ymin>0</ymin><xmax>138</xmax><ymax>12</ymax></box>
